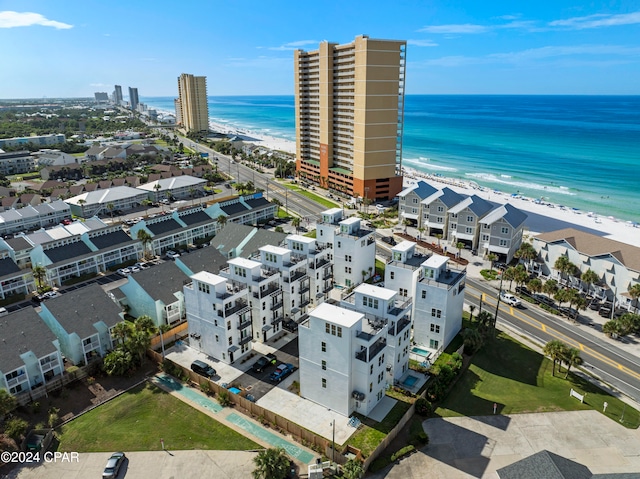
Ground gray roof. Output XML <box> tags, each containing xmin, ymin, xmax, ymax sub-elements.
<box><xmin>497</xmin><ymin>450</ymin><xmax>592</xmax><ymax>479</ymax></box>
<box><xmin>178</xmin><ymin>210</ymin><xmax>211</xmax><ymax>226</ymax></box>
<box><xmin>481</xmin><ymin>203</ymin><xmax>528</xmax><ymax>228</ymax></box>
<box><xmin>130</xmin><ymin>261</ymin><xmax>188</xmax><ymax>305</ymax></box>
<box><xmin>221</xmin><ymin>202</ymin><xmax>249</xmax><ymax>216</ymax></box>
<box><xmin>450</xmin><ymin>194</ymin><xmax>495</xmax><ymax>217</ymax></box>
<box><xmin>0</xmin><ymin>257</ymin><xmax>21</xmax><ymax>278</ymax></box>
<box><xmin>244</xmin><ymin>197</ymin><xmax>271</xmax><ymax>209</ymax></box>
<box><xmin>6</xmin><ymin>236</ymin><xmax>33</xmax><ymax>252</ymax></box>
<box><xmin>41</xmin><ymin>284</ymin><xmax>123</xmax><ymax>338</ymax></box>
<box><xmin>209</xmin><ymin>223</ymin><xmax>255</xmax><ymax>254</ymax></box>
<box><xmin>208</xmin><ymin>223</ymin><xmax>285</xmax><ymax>258</ymax></box>
<box><xmin>398</xmin><ymin>180</ymin><xmax>438</xmax><ymax>199</ymax></box>
<box><xmin>146</xmin><ymin>218</ymin><xmax>183</xmax><ymax>236</ymax></box>
<box><xmin>42</xmin><ymin>284</ymin><xmax>122</xmax><ymax>339</ymax></box>
<box><xmin>88</xmin><ymin>230</ymin><xmax>135</xmax><ymax>250</ymax></box>
<box><xmin>44</xmin><ymin>241</ymin><xmax>93</xmax><ymax>264</ymax></box>
<box><xmin>176</xmin><ymin>247</ymin><xmax>228</xmax><ymax>276</ymax></box>
<box><xmin>439</xmin><ymin>187</ymin><xmax>466</xmax><ymax>207</ymax></box>
<box><xmin>242</xmin><ymin>230</ymin><xmax>287</xmax><ymax>258</ymax></box>
<box><xmin>0</xmin><ymin>308</ymin><xmax>58</xmax><ymax>372</ymax></box>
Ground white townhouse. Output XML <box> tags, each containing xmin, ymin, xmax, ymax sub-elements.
<box><xmin>0</xmin><ymin>200</ymin><xmax>71</xmax><ymax>236</ymax></box>
<box><xmin>384</xmin><ymin>241</ymin><xmax>429</xmax><ymax>301</ymax></box>
<box><xmin>447</xmin><ymin>194</ymin><xmax>494</xmax><ymax>251</ymax></box>
<box><xmin>420</xmin><ymin>187</ymin><xmax>465</xmax><ymax>238</ymax></box>
<box><xmin>479</xmin><ymin>203</ymin><xmax>528</xmax><ymax>263</ymax></box>
<box><xmin>136</xmin><ymin>175</ymin><xmax>207</xmax><ymax>202</ymax></box>
<box><xmin>533</xmin><ymin>228</ymin><xmax>640</xmax><ymax>310</ymax></box>
<box><xmin>397</xmin><ymin>181</ymin><xmax>437</xmax><ymax>228</ymax></box>
<box><xmin>315</xmin><ymin>207</ymin><xmax>343</xmax><ymax>246</ymax></box>
<box><xmin>285</xmin><ymin>234</ymin><xmax>333</xmax><ymax>308</ymax></box>
<box><xmin>66</xmin><ymin>186</ymin><xmax>149</xmax><ymax>217</ymax></box>
<box><xmin>299</xmin><ymin>302</ymin><xmax>389</xmax><ymax>417</ymax></box>
<box><xmin>0</xmin><ymin>308</ymin><xmax>63</xmax><ymax>397</ymax></box>
<box><xmin>340</xmin><ymin>284</ymin><xmax>412</xmax><ymax>384</ymax></box>
<box><xmin>413</xmin><ymin>254</ymin><xmax>466</xmax><ymax>354</ymax></box>
<box><xmin>220</xmin><ymin>257</ymin><xmax>283</xmax><ymax>343</ymax></box>
<box><xmin>184</xmin><ymin>271</ymin><xmax>252</xmax><ymax>364</ymax></box>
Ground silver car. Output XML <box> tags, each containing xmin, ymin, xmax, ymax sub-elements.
<box><xmin>102</xmin><ymin>452</ymin><xmax>125</xmax><ymax>478</ymax></box>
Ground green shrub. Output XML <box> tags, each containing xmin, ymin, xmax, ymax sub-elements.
<box><xmin>5</xmin><ymin>417</ymin><xmax>29</xmax><ymax>441</ymax></box>
<box><xmin>218</xmin><ymin>389</ymin><xmax>233</xmax><ymax>407</ymax></box>
<box><xmin>416</xmin><ymin>432</ymin><xmax>429</xmax><ymax>445</ymax></box>
<box><xmin>415</xmin><ymin>397</ymin><xmax>432</xmax><ymax>416</ymax></box>
<box><xmin>390</xmin><ymin>445</ymin><xmax>415</xmax><ymax>462</ymax></box>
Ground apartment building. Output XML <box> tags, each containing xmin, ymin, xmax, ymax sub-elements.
<box><xmin>420</xmin><ymin>187</ymin><xmax>465</xmax><ymax>238</ymax></box>
<box><xmin>332</xmin><ymin>216</ymin><xmax>376</xmax><ymax>287</ymax></box>
<box><xmin>384</xmin><ymin>240</ymin><xmax>428</xmax><ymax>300</ymax></box>
<box><xmin>479</xmin><ymin>203</ymin><xmax>527</xmax><ymax>263</ymax></box>
<box><xmin>298</xmin><ymin>302</ymin><xmax>388</xmax><ymax>417</ymax></box>
<box><xmin>184</xmin><ymin>271</ymin><xmax>252</xmax><ymax>364</ymax></box>
<box><xmin>447</xmin><ymin>194</ymin><xmax>494</xmax><ymax>251</ymax></box>
<box><xmin>413</xmin><ymin>254</ymin><xmax>466</xmax><ymax>354</ymax></box>
<box><xmin>0</xmin><ymin>151</ymin><xmax>36</xmax><ymax>175</ymax></box>
<box><xmin>340</xmin><ymin>284</ymin><xmax>412</xmax><ymax>384</ymax></box>
<box><xmin>295</xmin><ymin>35</ymin><xmax>407</xmax><ymax>200</ymax></box>
<box><xmin>285</xmin><ymin>234</ymin><xmax>333</xmax><ymax>307</ymax></box>
<box><xmin>0</xmin><ymin>134</ymin><xmax>65</xmax><ymax>149</ymax></box>
<box><xmin>128</xmin><ymin>87</ymin><xmax>139</xmax><ymax>111</ymax></box>
<box><xmin>176</xmin><ymin>73</ymin><xmax>209</xmax><ymax>133</ymax></box>
<box><xmin>220</xmin><ymin>257</ymin><xmax>283</xmax><ymax>343</ymax></box>
<box><xmin>397</xmin><ymin>181</ymin><xmax>437</xmax><ymax>227</ymax></box>
<box><xmin>114</xmin><ymin>85</ymin><xmax>123</xmax><ymax>105</ymax></box>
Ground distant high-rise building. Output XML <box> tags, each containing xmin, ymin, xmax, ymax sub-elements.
<box><xmin>174</xmin><ymin>98</ymin><xmax>182</xmax><ymax>126</ymax></box>
<box><xmin>176</xmin><ymin>73</ymin><xmax>209</xmax><ymax>133</ymax></box>
<box><xmin>128</xmin><ymin>87</ymin><xmax>139</xmax><ymax>111</ymax></box>
<box><xmin>94</xmin><ymin>92</ymin><xmax>109</xmax><ymax>103</ymax></box>
<box><xmin>295</xmin><ymin>35</ymin><xmax>407</xmax><ymax>201</ymax></box>
<box><xmin>114</xmin><ymin>85</ymin><xmax>123</xmax><ymax>105</ymax></box>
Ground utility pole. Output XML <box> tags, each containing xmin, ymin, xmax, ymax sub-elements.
<box><xmin>493</xmin><ymin>274</ymin><xmax>504</xmax><ymax>335</ymax></box>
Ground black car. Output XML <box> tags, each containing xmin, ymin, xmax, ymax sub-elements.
<box><xmin>533</xmin><ymin>294</ymin><xmax>555</xmax><ymax>307</ymax></box>
<box><xmin>494</xmin><ymin>262</ymin><xmax>508</xmax><ymax>271</ymax></box>
<box><xmin>381</xmin><ymin>236</ymin><xmax>396</xmax><ymax>246</ymax></box>
<box><xmin>588</xmin><ymin>300</ymin><xmax>602</xmax><ymax>311</ymax></box>
<box><xmin>599</xmin><ymin>307</ymin><xmax>612</xmax><ymax>318</ymax></box>
<box><xmin>252</xmin><ymin>353</ymin><xmax>277</xmax><ymax>373</ymax></box>
<box><xmin>515</xmin><ymin>286</ymin><xmax>530</xmax><ymax>296</ymax></box>
<box><xmin>283</xmin><ymin>319</ymin><xmax>299</xmax><ymax>332</ymax></box>
<box><xmin>191</xmin><ymin>360</ymin><xmax>217</xmax><ymax>378</ymax></box>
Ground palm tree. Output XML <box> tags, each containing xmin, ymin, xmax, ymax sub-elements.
<box><xmin>217</xmin><ymin>214</ymin><xmax>227</xmax><ymax>229</ymax></box>
<box><xmin>127</xmin><ymin>328</ymin><xmax>152</xmax><ymax>365</ymax></box>
<box><xmin>543</xmin><ymin>279</ymin><xmax>559</xmax><ymax>300</ymax></box>
<box><xmin>602</xmin><ymin>319</ymin><xmax>621</xmax><ymax>338</ymax></box>
<box><xmin>106</xmin><ymin>202</ymin><xmax>115</xmax><ymax>220</ymax></box>
<box><xmin>77</xmin><ymin>198</ymin><xmax>87</xmax><ymax>218</ymax></box>
<box><xmin>543</xmin><ymin>340</ymin><xmax>567</xmax><ymax>376</ymax></box>
<box><xmin>503</xmin><ymin>267</ymin><xmax>517</xmax><ymax>291</ymax></box>
<box><xmin>291</xmin><ymin>217</ymin><xmax>301</xmax><ymax>234</ymax></box>
<box><xmin>111</xmin><ymin>322</ymin><xmax>130</xmax><ymax>347</ymax></box>
<box><xmin>627</xmin><ymin>283</ymin><xmax>640</xmax><ymax>314</ymax></box>
<box><xmin>554</xmin><ymin>256</ymin><xmax>576</xmax><ymax>285</ymax></box>
<box><xmin>32</xmin><ymin>264</ymin><xmax>47</xmax><ymax>292</ymax></box>
<box><xmin>528</xmin><ymin>278</ymin><xmax>543</xmax><ymax>296</ymax></box>
<box><xmin>562</xmin><ymin>347</ymin><xmax>583</xmax><ymax>379</ymax></box>
<box><xmin>342</xmin><ymin>459</ymin><xmax>364</xmax><ymax>479</ymax></box>
<box><xmin>135</xmin><ymin>314</ymin><xmax>156</xmax><ymax>333</ymax></box>
<box><xmin>513</xmin><ymin>265</ymin><xmax>529</xmax><ymax>290</ymax></box>
<box><xmin>486</xmin><ymin>253</ymin><xmax>498</xmax><ymax>272</ymax></box>
<box><xmin>581</xmin><ymin>268</ymin><xmax>599</xmax><ymax>297</ymax></box>
<box><xmin>435</xmin><ymin>233</ymin><xmax>443</xmax><ymax>249</ymax></box>
<box><xmin>515</xmin><ymin>242</ymin><xmax>537</xmax><ymax>271</ymax></box>
<box><xmin>462</xmin><ymin>328</ymin><xmax>483</xmax><ymax>354</ymax></box>
<box><xmin>554</xmin><ymin>288</ymin><xmax>571</xmax><ymax>308</ymax></box>
<box><xmin>142</xmin><ymin>199</ymin><xmax>153</xmax><ymax>217</ymax></box>
<box><xmin>0</xmin><ymin>388</ymin><xmax>17</xmax><ymax>418</ymax></box>
<box><xmin>456</xmin><ymin>241</ymin><xmax>465</xmax><ymax>258</ymax></box>
<box><xmin>189</xmin><ymin>187</ymin><xmax>196</xmax><ymax>206</ymax></box>
<box><xmin>361</xmin><ymin>270</ymin><xmax>367</xmax><ymax>284</ymax></box>
<box><xmin>246</xmin><ymin>181</ymin><xmax>255</xmax><ymax>194</ymax></box>
<box><xmin>153</xmin><ymin>183</ymin><xmax>161</xmax><ymax>203</ymax></box>
<box><xmin>137</xmin><ymin>229</ymin><xmax>153</xmax><ymax>260</ymax></box>
<box><xmin>476</xmin><ymin>311</ymin><xmax>494</xmax><ymax>337</ymax></box>
<box><xmin>252</xmin><ymin>447</ymin><xmax>290</xmax><ymax>479</ymax></box>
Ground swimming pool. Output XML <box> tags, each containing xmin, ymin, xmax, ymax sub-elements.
<box><xmin>411</xmin><ymin>346</ymin><xmax>430</xmax><ymax>357</ymax></box>
<box><xmin>403</xmin><ymin>375</ymin><xmax>419</xmax><ymax>387</ymax></box>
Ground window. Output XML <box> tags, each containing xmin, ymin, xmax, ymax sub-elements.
<box><xmin>322</xmin><ymin>378</ymin><xmax>326</xmax><ymax>388</ymax></box>
<box><xmin>322</xmin><ymin>360</ymin><xmax>327</xmax><ymax>371</ymax></box>
<box><xmin>467</xmin><ymin>215</ymin><xmax>474</xmax><ymax>223</ymax></box>
<box><xmin>337</xmin><ymin>327</ymin><xmax>342</xmax><ymax>338</ymax></box>
<box><xmin>215</xmin><ymin>334</ymin><xmax>219</xmax><ymax>342</ymax></box>
<box><xmin>331</xmin><ymin>324</ymin><xmax>336</xmax><ymax>335</ymax></box>
<box><xmin>421</xmin><ymin>290</ymin><xmax>427</xmax><ymax>299</ymax></box>
<box><xmin>369</xmin><ymin>382</ymin><xmax>373</xmax><ymax>393</ymax></box>
<box><xmin>370</xmin><ymin>364</ymin><xmax>373</xmax><ymax>374</ymax></box>
<box><xmin>429</xmin><ymin>339</ymin><xmax>439</xmax><ymax>349</ymax></box>
<box><xmin>198</xmin><ymin>282</ymin><xmax>210</xmax><ymax>294</ymax></box>
<box><xmin>501</xmin><ymin>226</ymin><xmax>509</xmax><ymax>234</ymax></box>
<box><xmin>499</xmin><ymin>239</ymin><xmax>508</xmax><ymax>246</ymax></box>
<box><xmin>399</xmin><ymin>288</ymin><xmax>407</xmax><ymax>297</ymax></box>
<box><xmin>228</xmin><ymin>337</ymin><xmax>233</xmax><ymax>345</ymax></box>
<box><xmin>227</xmin><ymin>321</ymin><xmax>231</xmax><ymax>330</ymax></box>
<box><xmin>430</xmin><ymin>323</ymin><xmax>441</xmax><ymax>333</ymax></box>
<box><xmin>345</xmin><ymin>255</ymin><xmax>352</xmax><ymax>262</ymax></box>
<box><xmin>431</xmin><ymin>308</ymin><xmax>442</xmax><ymax>318</ymax></box>
<box><xmin>363</xmin><ymin>297</ymin><xmax>379</xmax><ymax>309</ymax></box>
<box><xmin>437</xmin><ymin>206</ymin><xmax>444</xmax><ymax>212</ymax></box>
<box><xmin>451</xmin><ymin>223</ymin><xmax>457</xmax><ymax>230</ymax></box>
<box><xmin>390</xmin><ymin>272</ymin><xmax>395</xmax><ymax>279</ymax></box>
<box><xmin>321</xmin><ymin>341</ymin><xmax>326</xmax><ymax>352</ymax></box>
<box><xmin>412</xmin><ymin>197</ymin><xmax>418</xmax><ymax>204</ymax></box>
<box><xmin>466</xmin><ymin>227</ymin><xmax>473</xmax><ymax>234</ymax></box>
<box><xmin>262</xmin><ymin>302</ymin><xmax>266</xmax><ymax>310</ymax></box>
<box><xmin>482</xmin><ymin>234</ymin><xmax>489</xmax><ymax>242</ymax></box>
<box><xmin>337</xmin><ymin>241</ymin><xmax>341</xmax><ymax>248</ymax></box>
<box><xmin>326</xmin><ymin>322</ymin><xmax>330</xmax><ymax>333</ymax></box>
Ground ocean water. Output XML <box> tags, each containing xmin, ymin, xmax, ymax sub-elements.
<box><xmin>142</xmin><ymin>95</ymin><xmax>640</xmax><ymax>222</ymax></box>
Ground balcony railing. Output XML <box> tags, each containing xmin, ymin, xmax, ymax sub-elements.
<box><xmin>389</xmin><ymin>316</ymin><xmax>411</xmax><ymax>336</ymax></box>
<box><xmin>252</xmin><ymin>283</ymin><xmax>281</xmax><ymax>299</ymax></box>
<box><xmin>221</xmin><ymin>300</ymin><xmax>250</xmax><ymax>318</ymax></box>
<box><xmin>270</xmin><ymin>299</ymin><xmax>283</xmax><ymax>311</ymax></box>
<box><xmin>239</xmin><ymin>335</ymin><xmax>252</xmax><ymax>346</ymax></box>
<box><xmin>237</xmin><ymin>317</ymin><xmax>252</xmax><ymax>330</ymax></box>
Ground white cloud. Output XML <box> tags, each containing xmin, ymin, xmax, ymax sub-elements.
<box><xmin>267</xmin><ymin>40</ymin><xmax>318</xmax><ymax>51</ymax></box>
<box><xmin>407</xmin><ymin>39</ymin><xmax>438</xmax><ymax>47</ymax></box>
<box><xmin>548</xmin><ymin>11</ymin><xmax>640</xmax><ymax>29</ymax></box>
<box><xmin>90</xmin><ymin>83</ymin><xmax>110</xmax><ymax>88</ymax></box>
<box><xmin>419</xmin><ymin>23</ymin><xmax>488</xmax><ymax>34</ymax></box>
<box><xmin>0</xmin><ymin>11</ymin><xmax>73</xmax><ymax>29</ymax></box>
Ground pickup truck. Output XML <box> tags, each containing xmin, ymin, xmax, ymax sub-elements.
<box><xmin>252</xmin><ymin>353</ymin><xmax>277</xmax><ymax>373</ymax></box>
<box><xmin>269</xmin><ymin>363</ymin><xmax>294</xmax><ymax>382</ymax></box>
<box><xmin>499</xmin><ymin>291</ymin><xmax>522</xmax><ymax>307</ymax></box>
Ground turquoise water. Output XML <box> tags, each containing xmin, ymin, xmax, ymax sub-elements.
<box><xmin>142</xmin><ymin>95</ymin><xmax>640</xmax><ymax>222</ymax></box>
<box><xmin>156</xmin><ymin>374</ymin><xmax>223</xmax><ymax>413</ymax></box>
<box><xmin>403</xmin><ymin>375</ymin><xmax>419</xmax><ymax>387</ymax></box>
<box><xmin>226</xmin><ymin>413</ymin><xmax>315</xmax><ymax>464</ymax></box>
<box><xmin>411</xmin><ymin>347</ymin><xmax>430</xmax><ymax>357</ymax></box>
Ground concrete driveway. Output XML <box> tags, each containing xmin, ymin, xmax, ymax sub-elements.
<box><xmin>368</xmin><ymin>410</ymin><xmax>640</xmax><ymax>479</ymax></box>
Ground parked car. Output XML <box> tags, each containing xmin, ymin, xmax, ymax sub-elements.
<box><xmin>117</xmin><ymin>268</ymin><xmax>131</xmax><ymax>277</ymax></box>
<box><xmin>252</xmin><ymin>353</ymin><xmax>278</xmax><ymax>373</ymax></box>
<box><xmin>129</xmin><ymin>265</ymin><xmax>141</xmax><ymax>273</ymax></box>
<box><xmin>494</xmin><ymin>262</ymin><xmax>508</xmax><ymax>271</ymax></box>
<box><xmin>499</xmin><ymin>291</ymin><xmax>522</xmax><ymax>307</ymax></box>
<box><xmin>515</xmin><ymin>286</ymin><xmax>530</xmax><ymax>296</ymax></box>
<box><xmin>43</xmin><ymin>291</ymin><xmax>60</xmax><ymax>299</ymax></box>
<box><xmin>381</xmin><ymin>236</ymin><xmax>396</xmax><ymax>246</ymax></box>
<box><xmin>558</xmin><ymin>306</ymin><xmax>579</xmax><ymax>319</ymax></box>
<box><xmin>191</xmin><ymin>360</ymin><xmax>216</xmax><ymax>378</ymax></box>
<box><xmin>269</xmin><ymin>363</ymin><xmax>294</xmax><ymax>382</ymax></box>
<box><xmin>588</xmin><ymin>300</ymin><xmax>602</xmax><ymax>311</ymax></box>
<box><xmin>598</xmin><ymin>307</ymin><xmax>612</xmax><ymax>318</ymax></box>
<box><xmin>102</xmin><ymin>452</ymin><xmax>126</xmax><ymax>479</ymax></box>
<box><xmin>533</xmin><ymin>293</ymin><xmax>555</xmax><ymax>307</ymax></box>
<box><xmin>135</xmin><ymin>262</ymin><xmax>150</xmax><ymax>270</ymax></box>
<box><xmin>282</xmin><ymin>319</ymin><xmax>298</xmax><ymax>332</ymax></box>
<box><xmin>165</xmin><ymin>251</ymin><xmax>180</xmax><ymax>260</ymax></box>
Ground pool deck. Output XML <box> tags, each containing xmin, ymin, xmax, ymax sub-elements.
<box><xmin>397</xmin><ymin>371</ymin><xmax>429</xmax><ymax>395</ymax></box>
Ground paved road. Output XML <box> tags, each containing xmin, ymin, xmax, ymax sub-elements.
<box><xmin>466</xmin><ymin>278</ymin><xmax>640</xmax><ymax>404</ymax></box>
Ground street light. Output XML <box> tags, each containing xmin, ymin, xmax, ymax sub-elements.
<box><xmin>493</xmin><ymin>272</ymin><xmax>505</xmax><ymax>335</ymax></box>
<box><xmin>330</xmin><ymin>419</ymin><xmax>335</xmax><ymax>465</ymax></box>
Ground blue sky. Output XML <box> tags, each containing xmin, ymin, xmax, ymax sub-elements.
<box><xmin>1</xmin><ymin>0</ymin><xmax>639</xmax><ymax>98</ymax></box>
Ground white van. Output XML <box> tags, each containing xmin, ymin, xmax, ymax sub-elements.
<box><xmin>0</xmin><ymin>307</ymin><xmax>8</xmax><ymax>317</ymax></box>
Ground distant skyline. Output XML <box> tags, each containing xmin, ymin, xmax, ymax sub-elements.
<box><xmin>1</xmin><ymin>1</ymin><xmax>640</xmax><ymax>98</ymax></box>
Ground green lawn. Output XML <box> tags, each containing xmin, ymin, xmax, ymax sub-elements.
<box><xmin>436</xmin><ymin>333</ymin><xmax>640</xmax><ymax>428</ymax></box>
<box><xmin>347</xmin><ymin>400</ymin><xmax>412</xmax><ymax>458</ymax></box>
<box><xmin>57</xmin><ymin>383</ymin><xmax>260</xmax><ymax>452</ymax></box>
<box><xmin>280</xmin><ymin>182</ymin><xmax>339</xmax><ymax>209</ymax></box>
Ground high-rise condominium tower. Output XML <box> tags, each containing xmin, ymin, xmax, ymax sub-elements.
<box><xmin>114</xmin><ymin>85</ymin><xmax>123</xmax><ymax>105</ymax></box>
<box><xmin>128</xmin><ymin>87</ymin><xmax>139</xmax><ymax>111</ymax></box>
<box><xmin>176</xmin><ymin>74</ymin><xmax>209</xmax><ymax>133</ymax></box>
<box><xmin>295</xmin><ymin>35</ymin><xmax>406</xmax><ymax>201</ymax></box>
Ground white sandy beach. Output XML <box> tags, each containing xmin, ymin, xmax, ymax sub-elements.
<box><xmin>203</xmin><ymin>120</ymin><xmax>639</xmax><ymax>248</ymax></box>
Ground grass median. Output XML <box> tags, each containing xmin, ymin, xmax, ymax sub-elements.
<box><xmin>279</xmin><ymin>182</ymin><xmax>339</xmax><ymax>209</ymax></box>
<box><xmin>57</xmin><ymin>382</ymin><xmax>260</xmax><ymax>452</ymax></box>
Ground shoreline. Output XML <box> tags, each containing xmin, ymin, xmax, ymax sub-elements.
<box><xmin>402</xmin><ymin>167</ymin><xmax>640</xmax><ymax>247</ymax></box>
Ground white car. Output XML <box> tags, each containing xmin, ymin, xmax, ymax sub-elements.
<box><xmin>165</xmin><ymin>251</ymin><xmax>180</xmax><ymax>260</ymax></box>
<box><xmin>129</xmin><ymin>266</ymin><xmax>141</xmax><ymax>273</ymax></box>
<box><xmin>117</xmin><ymin>268</ymin><xmax>131</xmax><ymax>277</ymax></box>
<box><xmin>499</xmin><ymin>291</ymin><xmax>522</xmax><ymax>307</ymax></box>
<box><xmin>135</xmin><ymin>262</ymin><xmax>150</xmax><ymax>270</ymax></box>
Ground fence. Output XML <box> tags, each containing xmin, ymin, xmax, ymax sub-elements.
<box><xmin>150</xmin><ymin>322</ymin><xmax>188</xmax><ymax>350</ymax></box>
<box><xmin>147</xmin><ymin>351</ymin><xmax>331</xmax><ymax>454</ymax></box>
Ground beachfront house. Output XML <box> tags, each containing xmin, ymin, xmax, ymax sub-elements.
<box><xmin>38</xmin><ymin>284</ymin><xmax>125</xmax><ymax>365</ymax></box>
<box><xmin>298</xmin><ymin>302</ymin><xmax>390</xmax><ymax>417</ymax></box>
<box><xmin>0</xmin><ymin>308</ymin><xmax>63</xmax><ymax>397</ymax></box>
<box><xmin>397</xmin><ymin>181</ymin><xmax>437</xmax><ymax>228</ymax></box>
<box><xmin>447</xmin><ymin>194</ymin><xmax>494</xmax><ymax>252</ymax></box>
<box><xmin>413</xmin><ymin>254</ymin><xmax>466</xmax><ymax>356</ymax></box>
<box><xmin>183</xmin><ymin>271</ymin><xmax>253</xmax><ymax>364</ymax></box>
<box><xmin>533</xmin><ymin>228</ymin><xmax>640</xmax><ymax>311</ymax></box>
<box><xmin>479</xmin><ymin>203</ymin><xmax>528</xmax><ymax>263</ymax></box>
<box><xmin>420</xmin><ymin>187</ymin><xmax>465</xmax><ymax>239</ymax></box>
